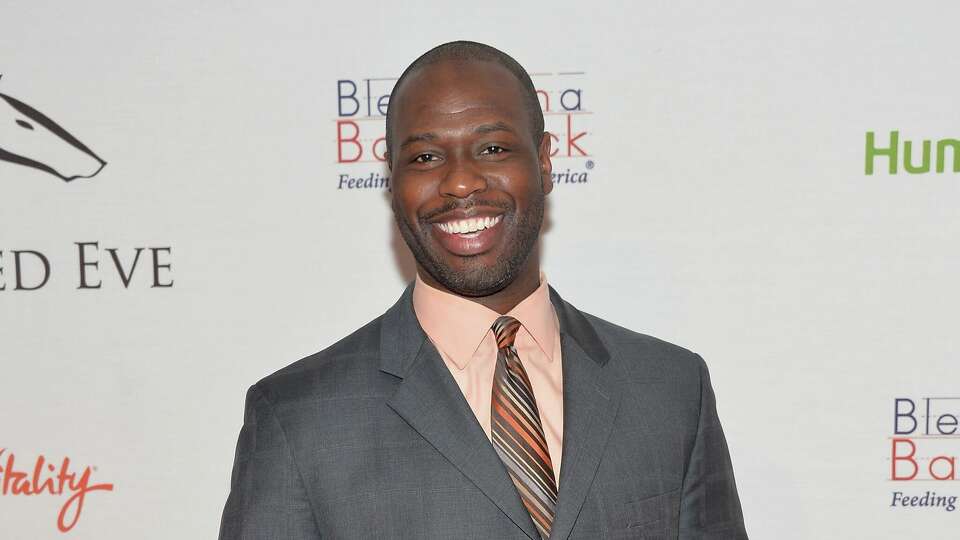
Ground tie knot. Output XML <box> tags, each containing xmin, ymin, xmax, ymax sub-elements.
<box><xmin>492</xmin><ymin>316</ymin><xmax>521</xmax><ymax>349</ymax></box>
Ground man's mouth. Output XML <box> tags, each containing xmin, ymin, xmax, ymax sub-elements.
<box><xmin>429</xmin><ymin>214</ymin><xmax>505</xmax><ymax>256</ymax></box>
<box><xmin>434</xmin><ymin>215</ymin><xmax>503</xmax><ymax>237</ymax></box>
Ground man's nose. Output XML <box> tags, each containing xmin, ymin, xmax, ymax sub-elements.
<box><xmin>439</xmin><ymin>155</ymin><xmax>487</xmax><ymax>198</ymax></box>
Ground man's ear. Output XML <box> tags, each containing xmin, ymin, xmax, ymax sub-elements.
<box><xmin>538</xmin><ymin>132</ymin><xmax>554</xmax><ymax>194</ymax></box>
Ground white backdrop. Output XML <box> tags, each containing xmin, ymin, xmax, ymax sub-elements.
<box><xmin>2</xmin><ymin>1</ymin><xmax>959</xmax><ymax>538</ymax></box>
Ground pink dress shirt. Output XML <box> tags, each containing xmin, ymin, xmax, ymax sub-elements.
<box><xmin>412</xmin><ymin>273</ymin><xmax>564</xmax><ymax>485</ymax></box>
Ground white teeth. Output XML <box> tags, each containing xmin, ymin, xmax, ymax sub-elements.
<box><xmin>437</xmin><ymin>215</ymin><xmax>502</xmax><ymax>235</ymax></box>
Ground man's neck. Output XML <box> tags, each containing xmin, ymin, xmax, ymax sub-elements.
<box><xmin>417</xmin><ymin>258</ymin><xmax>542</xmax><ymax>315</ymax></box>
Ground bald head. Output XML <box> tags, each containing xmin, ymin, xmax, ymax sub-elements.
<box><xmin>385</xmin><ymin>41</ymin><xmax>544</xmax><ymax>157</ymax></box>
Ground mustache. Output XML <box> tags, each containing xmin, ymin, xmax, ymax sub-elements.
<box><xmin>419</xmin><ymin>198</ymin><xmax>512</xmax><ymax>222</ymax></box>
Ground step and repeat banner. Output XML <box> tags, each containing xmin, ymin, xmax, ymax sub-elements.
<box><xmin>2</xmin><ymin>1</ymin><xmax>957</xmax><ymax>538</ymax></box>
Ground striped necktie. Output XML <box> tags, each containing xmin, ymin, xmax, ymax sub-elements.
<box><xmin>490</xmin><ymin>315</ymin><xmax>558</xmax><ymax>540</ymax></box>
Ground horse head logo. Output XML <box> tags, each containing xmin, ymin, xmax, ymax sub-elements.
<box><xmin>0</xmin><ymin>81</ymin><xmax>106</xmax><ymax>182</ymax></box>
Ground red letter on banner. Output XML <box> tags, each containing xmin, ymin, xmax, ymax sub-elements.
<box><xmin>566</xmin><ymin>114</ymin><xmax>587</xmax><ymax>157</ymax></box>
<box><xmin>891</xmin><ymin>438</ymin><xmax>918</xmax><ymax>480</ymax></box>
<box><xmin>372</xmin><ymin>137</ymin><xmax>387</xmax><ymax>162</ymax></box>
<box><xmin>929</xmin><ymin>456</ymin><xmax>956</xmax><ymax>481</ymax></box>
<box><xmin>337</xmin><ymin>120</ymin><xmax>362</xmax><ymax>163</ymax></box>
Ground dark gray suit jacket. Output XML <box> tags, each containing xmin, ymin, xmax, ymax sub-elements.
<box><xmin>219</xmin><ymin>286</ymin><xmax>747</xmax><ymax>539</ymax></box>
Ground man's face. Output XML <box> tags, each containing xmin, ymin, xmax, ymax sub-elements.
<box><xmin>388</xmin><ymin>59</ymin><xmax>553</xmax><ymax>297</ymax></box>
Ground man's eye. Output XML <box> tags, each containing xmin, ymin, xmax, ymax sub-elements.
<box><xmin>412</xmin><ymin>153</ymin><xmax>437</xmax><ymax>163</ymax></box>
<box><xmin>480</xmin><ymin>145</ymin><xmax>506</xmax><ymax>155</ymax></box>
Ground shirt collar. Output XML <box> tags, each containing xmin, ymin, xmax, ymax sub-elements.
<box><xmin>412</xmin><ymin>272</ymin><xmax>558</xmax><ymax>370</ymax></box>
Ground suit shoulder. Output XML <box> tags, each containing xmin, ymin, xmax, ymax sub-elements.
<box><xmin>580</xmin><ymin>310</ymin><xmax>705</xmax><ymax>376</ymax></box>
<box><xmin>253</xmin><ymin>314</ymin><xmax>385</xmax><ymax>405</ymax></box>
<box><xmin>582</xmin><ymin>311</ymin><xmax>698</xmax><ymax>358</ymax></box>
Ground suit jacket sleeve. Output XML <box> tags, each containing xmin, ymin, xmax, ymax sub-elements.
<box><xmin>219</xmin><ymin>385</ymin><xmax>321</xmax><ymax>540</ymax></box>
<box><xmin>678</xmin><ymin>354</ymin><xmax>748</xmax><ymax>539</ymax></box>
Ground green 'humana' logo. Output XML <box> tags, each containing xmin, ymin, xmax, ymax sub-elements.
<box><xmin>866</xmin><ymin>131</ymin><xmax>960</xmax><ymax>175</ymax></box>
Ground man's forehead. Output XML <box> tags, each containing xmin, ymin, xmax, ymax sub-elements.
<box><xmin>393</xmin><ymin>59</ymin><xmax>527</xmax><ymax>118</ymax></box>
<box><xmin>398</xmin><ymin>120</ymin><xmax>517</xmax><ymax>150</ymax></box>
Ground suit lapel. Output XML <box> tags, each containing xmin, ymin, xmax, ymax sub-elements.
<box><xmin>377</xmin><ymin>285</ymin><xmax>622</xmax><ymax>540</ymax></box>
<box><xmin>549</xmin><ymin>288</ymin><xmax>623</xmax><ymax>540</ymax></box>
<box><xmin>380</xmin><ymin>286</ymin><xmax>540</xmax><ymax>540</ymax></box>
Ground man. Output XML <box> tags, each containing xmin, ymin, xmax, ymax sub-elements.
<box><xmin>220</xmin><ymin>41</ymin><xmax>747</xmax><ymax>539</ymax></box>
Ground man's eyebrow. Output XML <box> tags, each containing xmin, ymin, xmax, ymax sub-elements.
<box><xmin>398</xmin><ymin>122</ymin><xmax>515</xmax><ymax>149</ymax></box>
<box><xmin>399</xmin><ymin>132</ymin><xmax>437</xmax><ymax>149</ymax></box>
<box><xmin>474</xmin><ymin>122</ymin><xmax>515</xmax><ymax>135</ymax></box>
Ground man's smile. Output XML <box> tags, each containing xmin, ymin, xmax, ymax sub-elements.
<box><xmin>433</xmin><ymin>215</ymin><xmax>502</xmax><ymax>235</ymax></box>
<box><xmin>429</xmin><ymin>213</ymin><xmax>505</xmax><ymax>256</ymax></box>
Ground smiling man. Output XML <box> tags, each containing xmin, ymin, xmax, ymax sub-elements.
<box><xmin>220</xmin><ymin>41</ymin><xmax>747</xmax><ymax>540</ymax></box>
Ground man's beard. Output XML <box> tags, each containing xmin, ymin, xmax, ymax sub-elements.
<box><xmin>393</xmin><ymin>195</ymin><xmax>544</xmax><ymax>297</ymax></box>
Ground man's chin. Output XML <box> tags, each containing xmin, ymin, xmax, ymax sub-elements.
<box><xmin>422</xmin><ymin>260</ymin><xmax>513</xmax><ymax>298</ymax></box>
<box><xmin>445</xmin><ymin>280</ymin><xmax>510</xmax><ymax>298</ymax></box>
